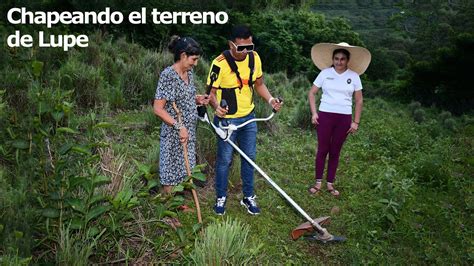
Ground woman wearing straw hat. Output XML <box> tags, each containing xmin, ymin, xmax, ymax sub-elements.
<box><xmin>307</xmin><ymin>42</ymin><xmax>371</xmax><ymax>196</ymax></box>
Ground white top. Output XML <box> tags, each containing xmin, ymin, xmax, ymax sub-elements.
<box><xmin>313</xmin><ymin>67</ymin><xmax>362</xmax><ymax>115</ymax></box>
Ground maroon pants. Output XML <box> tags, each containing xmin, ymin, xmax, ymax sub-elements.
<box><xmin>315</xmin><ymin>111</ymin><xmax>352</xmax><ymax>183</ymax></box>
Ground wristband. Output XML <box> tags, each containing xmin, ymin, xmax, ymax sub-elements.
<box><xmin>268</xmin><ymin>97</ymin><xmax>275</xmax><ymax>105</ymax></box>
<box><xmin>172</xmin><ymin>121</ymin><xmax>183</xmax><ymax>131</ymax></box>
<box><xmin>353</xmin><ymin>121</ymin><xmax>360</xmax><ymax>125</ymax></box>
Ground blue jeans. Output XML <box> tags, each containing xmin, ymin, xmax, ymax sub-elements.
<box><xmin>214</xmin><ymin>112</ymin><xmax>257</xmax><ymax>198</ymax></box>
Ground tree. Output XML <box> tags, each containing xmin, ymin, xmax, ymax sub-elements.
<box><xmin>405</xmin><ymin>33</ymin><xmax>474</xmax><ymax>114</ymax></box>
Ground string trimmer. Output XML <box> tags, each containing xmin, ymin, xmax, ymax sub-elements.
<box><xmin>197</xmin><ymin>99</ymin><xmax>345</xmax><ymax>243</ymax></box>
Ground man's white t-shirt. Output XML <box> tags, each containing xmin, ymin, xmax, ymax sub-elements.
<box><xmin>313</xmin><ymin>67</ymin><xmax>363</xmax><ymax>115</ymax></box>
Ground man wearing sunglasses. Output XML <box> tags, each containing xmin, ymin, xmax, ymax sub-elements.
<box><xmin>206</xmin><ymin>25</ymin><xmax>282</xmax><ymax>216</ymax></box>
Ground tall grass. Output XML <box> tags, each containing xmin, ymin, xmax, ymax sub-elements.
<box><xmin>55</xmin><ymin>225</ymin><xmax>93</xmax><ymax>266</ymax></box>
<box><xmin>56</xmin><ymin>58</ymin><xmax>107</xmax><ymax>108</ymax></box>
<box><xmin>188</xmin><ymin>219</ymin><xmax>262</xmax><ymax>265</ymax></box>
<box><xmin>0</xmin><ymin>168</ymin><xmax>35</xmax><ymax>259</ymax></box>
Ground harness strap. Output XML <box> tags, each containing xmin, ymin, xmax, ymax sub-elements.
<box><xmin>222</xmin><ymin>50</ymin><xmax>242</xmax><ymax>89</ymax></box>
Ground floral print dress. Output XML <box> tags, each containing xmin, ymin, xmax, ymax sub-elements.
<box><xmin>155</xmin><ymin>66</ymin><xmax>197</xmax><ymax>185</ymax></box>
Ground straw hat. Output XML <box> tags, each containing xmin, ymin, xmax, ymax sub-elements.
<box><xmin>311</xmin><ymin>42</ymin><xmax>371</xmax><ymax>75</ymax></box>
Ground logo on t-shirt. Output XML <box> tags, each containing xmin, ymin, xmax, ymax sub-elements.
<box><xmin>347</xmin><ymin>78</ymin><xmax>352</xmax><ymax>84</ymax></box>
<box><xmin>326</xmin><ymin>77</ymin><xmax>334</xmax><ymax>80</ymax></box>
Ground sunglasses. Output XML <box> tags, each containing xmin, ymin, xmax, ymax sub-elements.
<box><xmin>231</xmin><ymin>41</ymin><xmax>254</xmax><ymax>53</ymax></box>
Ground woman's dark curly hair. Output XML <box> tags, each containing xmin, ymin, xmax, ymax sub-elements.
<box><xmin>168</xmin><ymin>35</ymin><xmax>202</xmax><ymax>62</ymax></box>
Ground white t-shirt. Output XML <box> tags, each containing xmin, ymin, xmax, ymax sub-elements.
<box><xmin>313</xmin><ymin>67</ymin><xmax>362</xmax><ymax>115</ymax></box>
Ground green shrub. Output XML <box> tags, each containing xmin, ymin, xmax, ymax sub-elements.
<box><xmin>443</xmin><ymin>118</ymin><xmax>456</xmax><ymax>131</ymax></box>
<box><xmin>365</xmin><ymin>47</ymin><xmax>399</xmax><ymax>81</ymax></box>
<box><xmin>115</xmin><ymin>37</ymin><xmax>145</xmax><ymax>63</ymax></box>
<box><xmin>0</xmin><ymin>254</ymin><xmax>31</xmax><ymax>266</ymax></box>
<box><xmin>79</xmin><ymin>43</ymin><xmax>102</xmax><ymax>67</ymax></box>
<box><xmin>56</xmin><ymin>59</ymin><xmax>107</xmax><ymax>108</ymax></box>
<box><xmin>196</xmin><ymin>123</ymin><xmax>217</xmax><ymax>171</ymax></box>
<box><xmin>413</xmin><ymin>108</ymin><xmax>426</xmax><ymax>123</ymax></box>
<box><xmin>370</xmin><ymin>97</ymin><xmax>390</xmax><ymax>110</ymax></box>
<box><xmin>118</xmin><ymin>60</ymin><xmax>156</xmax><ymax>108</ymax></box>
<box><xmin>105</xmin><ymin>85</ymin><xmax>126</xmax><ymax>110</ymax></box>
<box><xmin>403</xmin><ymin>34</ymin><xmax>474</xmax><ymax>115</ymax></box>
<box><xmin>141</xmin><ymin>50</ymin><xmax>172</xmax><ymax>77</ymax></box>
<box><xmin>144</xmin><ymin>106</ymin><xmax>162</xmax><ymax>131</ymax></box>
<box><xmin>0</xmin><ymin>90</ymin><xmax>6</xmax><ymax>121</ymax></box>
<box><xmin>439</xmin><ymin>111</ymin><xmax>452</xmax><ymax>121</ymax></box>
<box><xmin>289</xmin><ymin>74</ymin><xmax>310</xmax><ymax>90</ymax></box>
<box><xmin>0</xmin><ymin>67</ymin><xmax>31</xmax><ymax>111</ymax></box>
<box><xmin>194</xmin><ymin>57</ymin><xmax>210</xmax><ymax>93</ymax></box>
<box><xmin>269</xmin><ymin>72</ymin><xmax>289</xmax><ymax>86</ymax></box>
<box><xmin>100</xmin><ymin>53</ymin><xmax>120</xmax><ymax>87</ymax></box>
<box><xmin>408</xmin><ymin>101</ymin><xmax>421</xmax><ymax>113</ymax></box>
<box><xmin>35</xmin><ymin>47</ymin><xmax>68</xmax><ymax>77</ymax></box>
<box><xmin>187</xmin><ymin>219</ymin><xmax>262</xmax><ymax>265</ymax></box>
<box><xmin>282</xmin><ymin>74</ymin><xmax>309</xmax><ymax>108</ymax></box>
<box><xmin>412</xmin><ymin>154</ymin><xmax>449</xmax><ymax>187</ymax></box>
<box><xmin>249</xmin><ymin>10</ymin><xmax>363</xmax><ymax>74</ymax></box>
<box><xmin>26</xmin><ymin>84</ymin><xmax>73</xmax><ymax>131</ymax></box>
<box><xmin>0</xmin><ymin>169</ymin><xmax>35</xmax><ymax>258</ymax></box>
<box><xmin>291</xmin><ymin>99</ymin><xmax>312</xmax><ymax>130</ymax></box>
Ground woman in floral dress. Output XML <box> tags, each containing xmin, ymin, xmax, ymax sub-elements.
<box><xmin>153</xmin><ymin>36</ymin><xmax>208</xmax><ymax>194</ymax></box>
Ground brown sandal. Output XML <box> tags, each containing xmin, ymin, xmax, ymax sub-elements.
<box><xmin>327</xmin><ymin>188</ymin><xmax>340</xmax><ymax>197</ymax></box>
<box><xmin>308</xmin><ymin>183</ymin><xmax>322</xmax><ymax>194</ymax></box>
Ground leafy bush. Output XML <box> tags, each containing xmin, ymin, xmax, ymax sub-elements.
<box><xmin>35</xmin><ymin>47</ymin><xmax>69</xmax><ymax>77</ymax></box>
<box><xmin>408</xmin><ymin>101</ymin><xmax>421</xmax><ymax>112</ymax></box>
<box><xmin>0</xmin><ymin>254</ymin><xmax>31</xmax><ymax>266</ymax></box>
<box><xmin>0</xmin><ymin>90</ymin><xmax>6</xmax><ymax>121</ymax></box>
<box><xmin>0</xmin><ymin>67</ymin><xmax>31</xmax><ymax>111</ymax></box>
<box><xmin>27</xmin><ymin>84</ymin><xmax>74</xmax><ymax>131</ymax></box>
<box><xmin>365</xmin><ymin>47</ymin><xmax>399</xmax><ymax>81</ymax></box>
<box><xmin>291</xmin><ymin>99</ymin><xmax>312</xmax><ymax>130</ymax></box>
<box><xmin>196</xmin><ymin>122</ymin><xmax>217</xmax><ymax>173</ymax></box>
<box><xmin>289</xmin><ymin>74</ymin><xmax>310</xmax><ymax>90</ymax></box>
<box><xmin>411</xmin><ymin>153</ymin><xmax>449</xmax><ymax>187</ymax></box>
<box><xmin>439</xmin><ymin>111</ymin><xmax>452</xmax><ymax>121</ymax></box>
<box><xmin>443</xmin><ymin>118</ymin><xmax>456</xmax><ymax>131</ymax></box>
<box><xmin>0</xmin><ymin>168</ymin><xmax>35</xmax><ymax>258</ymax></box>
<box><xmin>106</xmin><ymin>85</ymin><xmax>126</xmax><ymax>110</ymax></box>
<box><xmin>56</xmin><ymin>58</ymin><xmax>107</xmax><ymax>108</ymax></box>
<box><xmin>402</xmin><ymin>34</ymin><xmax>474</xmax><ymax>114</ymax></box>
<box><xmin>144</xmin><ymin>105</ymin><xmax>162</xmax><ymax>131</ymax></box>
<box><xmin>118</xmin><ymin>60</ymin><xmax>156</xmax><ymax>108</ymax></box>
<box><xmin>187</xmin><ymin>219</ymin><xmax>262</xmax><ymax>265</ymax></box>
<box><xmin>413</xmin><ymin>108</ymin><xmax>426</xmax><ymax>123</ymax></box>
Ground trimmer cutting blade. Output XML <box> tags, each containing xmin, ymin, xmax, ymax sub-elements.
<box><xmin>304</xmin><ymin>234</ymin><xmax>347</xmax><ymax>243</ymax></box>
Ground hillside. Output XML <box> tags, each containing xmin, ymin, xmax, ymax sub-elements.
<box><xmin>1</xmin><ymin>37</ymin><xmax>472</xmax><ymax>263</ymax></box>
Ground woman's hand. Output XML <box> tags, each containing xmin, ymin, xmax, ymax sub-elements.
<box><xmin>179</xmin><ymin>127</ymin><xmax>189</xmax><ymax>143</ymax></box>
<box><xmin>347</xmin><ymin>122</ymin><xmax>359</xmax><ymax>134</ymax></box>
<box><xmin>311</xmin><ymin>113</ymin><xmax>319</xmax><ymax>125</ymax></box>
<box><xmin>196</xmin><ymin>94</ymin><xmax>209</xmax><ymax>105</ymax></box>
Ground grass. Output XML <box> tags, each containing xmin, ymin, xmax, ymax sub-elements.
<box><xmin>188</xmin><ymin>218</ymin><xmax>263</xmax><ymax>265</ymax></box>
<box><xmin>2</xmin><ymin>77</ymin><xmax>472</xmax><ymax>264</ymax></box>
<box><xmin>2</xmin><ymin>95</ymin><xmax>471</xmax><ymax>264</ymax></box>
<box><xmin>1</xmin><ymin>37</ymin><xmax>472</xmax><ymax>263</ymax></box>
<box><xmin>91</xmin><ymin>95</ymin><xmax>472</xmax><ymax>264</ymax></box>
